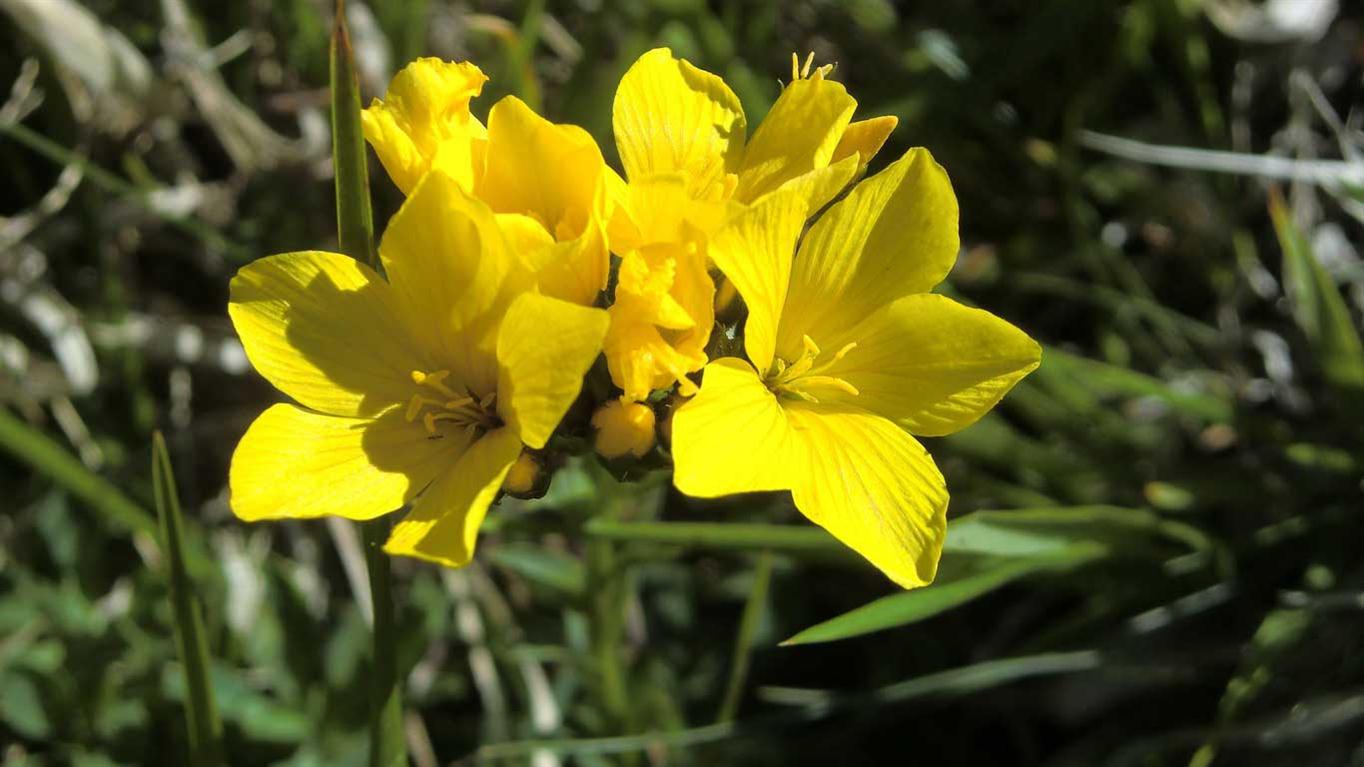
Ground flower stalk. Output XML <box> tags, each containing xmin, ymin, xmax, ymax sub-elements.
<box><xmin>332</xmin><ymin>4</ymin><xmax>404</xmax><ymax>765</ymax></box>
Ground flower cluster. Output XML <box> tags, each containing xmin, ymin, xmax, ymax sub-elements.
<box><xmin>227</xmin><ymin>49</ymin><xmax>1041</xmax><ymax>587</ymax></box>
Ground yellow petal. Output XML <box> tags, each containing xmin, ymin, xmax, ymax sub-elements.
<box><xmin>613</xmin><ymin>48</ymin><xmax>746</xmax><ymax>198</ymax></box>
<box><xmin>603</xmin><ymin>308</ymin><xmax>704</xmax><ymax>402</ymax></box>
<box><xmin>534</xmin><ymin>222</ymin><xmax>610</xmax><ymax>307</ymax></box>
<box><xmin>733</xmin><ymin>75</ymin><xmax>856</xmax><ymax>203</ymax></box>
<box><xmin>780</xmin><ymin>147</ymin><xmax>959</xmax><ymax>356</ymax></box>
<box><xmin>379</xmin><ymin>168</ymin><xmax>524</xmax><ymax>396</ymax></box>
<box><xmin>361</xmin><ymin>58</ymin><xmax>488</xmax><ymax>194</ymax></box>
<box><xmin>229</xmin><ymin>404</ymin><xmax>460</xmax><ymax>522</ymax></box>
<box><xmin>706</xmin><ymin>187</ymin><xmax>808</xmax><ymax>373</ymax></box>
<box><xmin>228</xmin><ymin>250</ymin><xmax>425</xmax><ymax>417</ymax></box>
<box><xmin>774</xmin><ymin>154</ymin><xmax>860</xmax><ymax>214</ymax></box>
<box><xmin>785</xmin><ymin>405</ymin><xmax>947</xmax><ymax>588</ymax></box>
<box><xmin>814</xmin><ymin>294</ymin><xmax>1040</xmax><ymax>436</ymax></box>
<box><xmin>383</xmin><ymin>426</ymin><xmax>522</xmax><ymax>567</ymax></box>
<box><xmin>496</xmin><ymin>293</ymin><xmax>609</xmax><ymax>449</ymax></box>
<box><xmin>477</xmin><ymin>96</ymin><xmax>606</xmax><ymax>242</ymax></box>
<box><xmin>831</xmin><ymin>115</ymin><xmax>898</xmax><ymax>171</ymax></box>
<box><xmin>672</xmin><ymin>357</ymin><xmax>801</xmax><ymax>496</ymax></box>
<box><xmin>603</xmin><ymin>243</ymin><xmax>714</xmax><ymax>401</ymax></box>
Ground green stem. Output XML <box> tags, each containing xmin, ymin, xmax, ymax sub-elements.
<box><xmin>331</xmin><ymin>3</ymin><xmax>402</xmax><ymax>763</ymax></box>
<box><xmin>361</xmin><ymin>518</ymin><xmax>406</xmax><ymax>767</ymax></box>
<box><xmin>717</xmin><ymin>552</ymin><xmax>774</xmax><ymax>723</ymax></box>
<box><xmin>586</xmin><ymin>533</ymin><xmax>630</xmax><ymax>731</ymax></box>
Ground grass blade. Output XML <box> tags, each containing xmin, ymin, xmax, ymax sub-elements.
<box><xmin>1268</xmin><ymin>187</ymin><xmax>1364</xmax><ymax>400</ymax></box>
<box><xmin>780</xmin><ymin>560</ymin><xmax>1043</xmax><ymax>647</ymax></box>
<box><xmin>717</xmin><ymin>552</ymin><xmax>774</xmax><ymax>722</ymax></box>
<box><xmin>152</xmin><ymin>432</ymin><xmax>222</xmax><ymax>766</ymax></box>
<box><xmin>331</xmin><ymin>0</ymin><xmax>376</xmax><ymax>268</ymax></box>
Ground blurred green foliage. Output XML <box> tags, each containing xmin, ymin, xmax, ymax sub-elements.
<box><xmin>2</xmin><ymin>0</ymin><xmax>1364</xmax><ymax>765</ymax></box>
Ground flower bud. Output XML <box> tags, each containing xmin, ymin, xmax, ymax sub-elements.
<box><xmin>501</xmin><ymin>451</ymin><xmax>542</xmax><ymax>498</ymax></box>
<box><xmin>591</xmin><ymin>399</ymin><xmax>656</xmax><ymax>459</ymax></box>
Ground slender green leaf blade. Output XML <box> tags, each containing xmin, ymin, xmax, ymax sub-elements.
<box><xmin>331</xmin><ymin>0</ymin><xmax>376</xmax><ymax>267</ymax></box>
<box><xmin>152</xmin><ymin>432</ymin><xmax>222</xmax><ymax>766</ymax></box>
<box><xmin>780</xmin><ymin>558</ymin><xmax>1057</xmax><ymax>646</ymax></box>
<box><xmin>1269</xmin><ymin>188</ymin><xmax>1364</xmax><ymax>397</ymax></box>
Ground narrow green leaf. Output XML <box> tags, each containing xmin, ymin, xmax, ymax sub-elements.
<box><xmin>780</xmin><ymin>506</ymin><xmax>1211</xmax><ymax>646</ymax></box>
<box><xmin>780</xmin><ymin>557</ymin><xmax>1076</xmax><ymax>647</ymax></box>
<box><xmin>152</xmin><ymin>432</ymin><xmax>222</xmax><ymax>766</ymax></box>
<box><xmin>583</xmin><ymin>518</ymin><xmax>845</xmax><ymax>556</ymax></box>
<box><xmin>761</xmin><ymin>650</ymin><xmax>1105</xmax><ymax>707</ymax></box>
<box><xmin>331</xmin><ymin>0</ymin><xmax>376</xmax><ymax>268</ymax></box>
<box><xmin>359</xmin><ymin>519</ymin><xmax>405</xmax><ymax>767</ymax></box>
<box><xmin>717</xmin><ymin>552</ymin><xmax>775</xmax><ymax>722</ymax></box>
<box><xmin>1037</xmin><ymin>346</ymin><xmax>1234</xmax><ymax>423</ymax></box>
<box><xmin>1269</xmin><ymin>187</ymin><xmax>1364</xmax><ymax>397</ymax></box>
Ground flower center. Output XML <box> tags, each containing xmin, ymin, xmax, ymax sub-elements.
<box><xmin>405</xmin><ymin>369</ymin><xmax>500</xmax><ymax>438</ymax></box>
<box><xmin>766</xmin><ymin>335</ymin><xmax>859</xmax><ymax>404</ymax></box>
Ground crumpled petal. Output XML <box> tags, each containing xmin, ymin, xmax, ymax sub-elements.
<box><xmin>604</xmin><ymin>243</ymin><xmax>713</xmax><ymax>401</ymax></box>
<box><xmin>362</xmin><ymin>58</ymin><xmax>488</xmax><ymax>194</ymax></box>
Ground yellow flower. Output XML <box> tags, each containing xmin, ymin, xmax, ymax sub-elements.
<box><xmin>612</xmin><ymin>48</ymin><xmax>897</xmax><ymax>207</ymax></box>
<box><xmin>364</xmin><ymin>59</ymin><xmax>615</xmax><ymax>307</ymax></box>
<box><xmin>600</xmin><ymin>47</ymin><xmax>894</xmax><ymax>403</ymax></box>
<box><xmin>227</xmin><ymin>168</ymin><xmax>608</xmax><ymax>567</ymax></box>
<box><xmin>671</xmin><ymin>149</ymin><xmax>1041</xmax><ymax>588</ymax></box>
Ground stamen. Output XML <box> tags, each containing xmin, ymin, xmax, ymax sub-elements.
<box><xmin>411</xmin><ymin>369</ymin><xmax>458</xmax><ymax>398</ymax></box>
<box><xmin>801</xmin><ymin>51</ymin><xmax>815</xmax><ymax>79</ymax></box>
<box><xmin>797</xmin><ymin>375</ymin><xmax>860</xmax><ymax>397</ymax></box>
<box><xmin>767</xmin><ymin>335</ymin><xmax>860</xmax><ymax>402</ymax></box>
<box><xmin>445</xmin><ymin>396</ymin><xmax>475</xmax><ymax>411</ymax></box>
<box><xmin>406</xmin><ymin>394</ymin><xmax>438</xmax><ymax>422</ymax></box>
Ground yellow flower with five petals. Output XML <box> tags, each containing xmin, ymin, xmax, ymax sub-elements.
<box><xmin>671</xmin><ymin>149</ymin><xmax>1041</xmax><ymax>588</ymax></box>
<box><xmin>227</xmin><ymin>168</ymin><xmax>608</xmax><ymax>567</ymax></box>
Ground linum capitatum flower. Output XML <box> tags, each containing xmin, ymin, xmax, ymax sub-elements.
<box><xmin>363</xmin><ymin>58</ymin><xmax>614</xmax><ymax>308</ymax></box>
<box><xmin>671</xmin><ymin>150</ymin><xmax>1042</xmax><ymax>588</ymax></box>
<box><xmin>603</xmin><ymin>48</ymin><xmax>896</xmax><ymax>403</ymax></box>
<box><xmin>227</xmin><ymin>168</ymin><xmax>607</xmax><ymax>566</ymax></box>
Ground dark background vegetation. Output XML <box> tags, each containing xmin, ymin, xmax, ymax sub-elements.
<box><xmin>2</xmin><ymin>0</ymin><xmax>1363</xmax><ymax>764</ymax></box>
